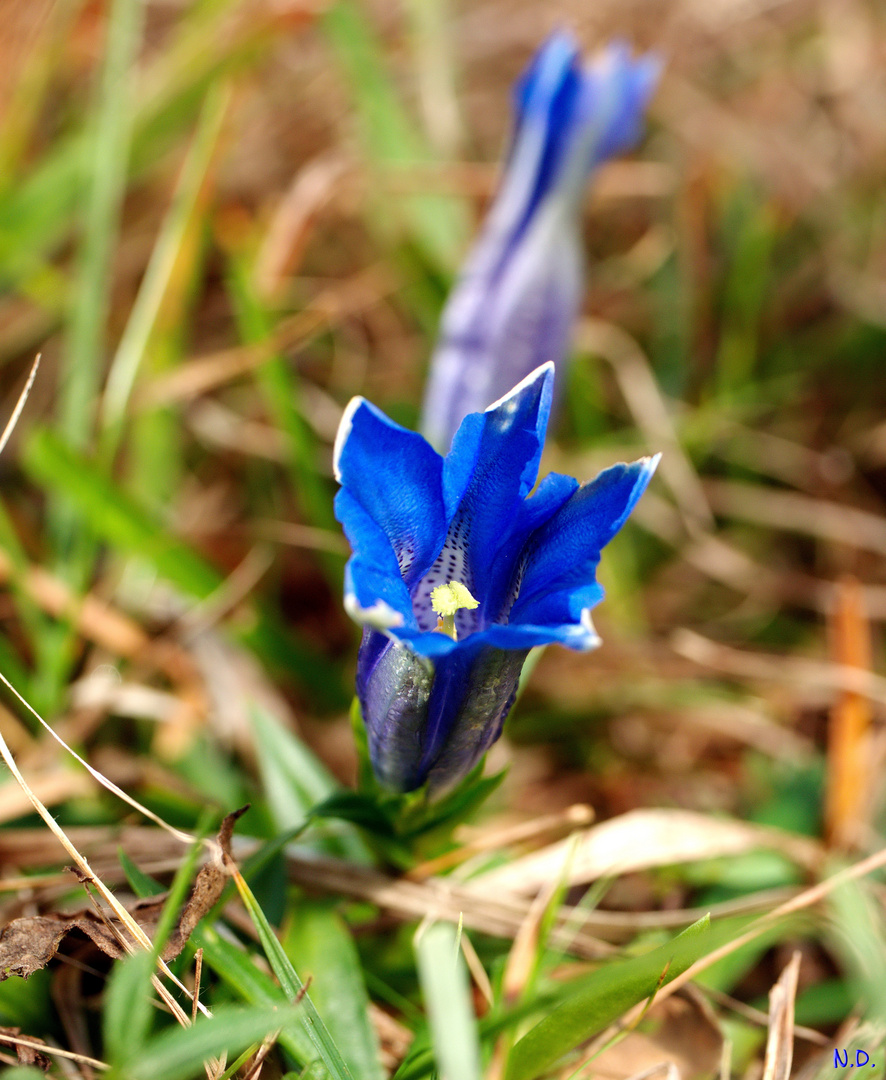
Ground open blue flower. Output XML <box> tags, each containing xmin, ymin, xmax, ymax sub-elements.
<box><xmin>335</xmin><ymin>363</ymin><xmax>658</xmax><ymax>794</ymax></box>
<box><xmin>421</xmin><ymin>33</ymin><xmax>660</xmax><ymax>451</ymax></box>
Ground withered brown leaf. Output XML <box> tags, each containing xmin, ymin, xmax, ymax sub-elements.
<box><xmin>0</xmin><ymin>1026</ymin><xmax>52</xmax><ymax>1072</ymax></box>
<box><xmin>0</xmin><ymin>807</ymin><xmax>246</xmax><ymax>980</ymax></box>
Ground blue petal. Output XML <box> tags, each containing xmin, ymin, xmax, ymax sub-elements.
<box><xmin>477</xmin><ymin>617</ymin><xmax>601</xmax><ymax>651</ymax></box>
<box><xmin>428</xmin><ymin>215</ymin><xmax>582</xmax><ymax>442</ymax></box>
<box><xmin>511</xmin><ymin>455</ymin><xmax>659</xmax><ymax>628</ymax></box>
<box><xmin>482</xmin><ymin>471</ymin><xmax>578</xmax><ymax>625</ymax></box>
<box><xmin>335</xmin><ymin>395</ymin><xmax>447</xmax><ymax>589</ymax></box>
<box><xmin>443</xmin><ymin>363</ymin><xmax>553</xmax><ymax>587</ymax></box>
<box><xmin>507</xmin><ymin>31</ymin><xmax>583</xmax><ymax>254</ymax></box>
<box><xmin>335</xmin><ymin>490</ymin><xmax>416</xmax><ymax>630</ymax></box>
<box><xmin>409</xmin><ymin>366</ymin><xmax>555</xmax><ymax>639</ymax></box>
<box><xmin>443</xmin><ymin>362</ymin><xmax>554</xmax><ymax>517</ymax></box>
<box><xmin>421</xmin><ymin>643</ymin><xmax>529</xmax><ymax>793</ymax></box>
<box><xmin>357</xmin><ymin>634</ymin><xmax>435</xmax><ymax>791</ymax></box>
<box><xmin>581</xmin><ymin>43</ymin><xmax>661</xmax><ymax>168</ymax></box>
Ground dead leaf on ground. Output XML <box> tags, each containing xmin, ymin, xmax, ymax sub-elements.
<box><xmin>0</xmin><ymin>1026</ymin><xmax>52</xmax><ymax>1072</ymax></box>
<box><xmin>762</xmin><ymin>952</ymin><xmax>802</xmax><ymax>1080</ymax></box>
<box><xmin>468</xmin><ymin>808</ymin><xmax>822</xmax><ymax>896</ymax></box>
<box><xmin>0</xmin><ymin>807</ymin><xmax>245</xmax><ymax>980</ymax></box>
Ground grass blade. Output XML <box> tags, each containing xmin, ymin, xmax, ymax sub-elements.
<box><xmin>102</xmin><ymin>81</ymin><xmax>231</xmax><ymax>438</ymax></box>
<box><xmin>195</xmin><ymin>924</ymin><xmax>320</xmax><ymax>1067</ymax></box>
<box><xmin>282</xmin><ymin>903</ymin><xmax>385</xmax><ymax>1080</ymax></box>
<box><xmin>415</xmin><ymin>921</ymin><xmax>483</xmax><ymax>1080</ymax></box>
<box><xmin>21</xmin><ymin>427</ymin><xmax>345</xmax><ymax>703</ymax></box>
<box><xmin>59</xmin><ymin>0</ymin><xmax>144</xmax><ymax>455</ymax></box>
<box><xmin>504</xmin><ymin>917</ymin><xmax>713</xmax><ymax>1080</ymax></box>
<box><xmin>251</xmin><ymin>705</ymin><xmax>368</xmax><ymax>861</ymax></box>
<box><xmin>232</xmin><ymin>867</ymin><xmax>355</xmax><ymax>1080</ymax></box>
<box><xmin>126</xmin><ymin>1003</ymin><xmax>294</xmax><ymax>1080</ymax></box>
<box><xmin>321</xmin><ymin>0</ymin><xmax>468</xmax><ymax>272</ymax></box>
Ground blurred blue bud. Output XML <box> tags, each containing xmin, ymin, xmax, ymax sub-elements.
<box><xmin>335</xmin><ymin>363</ymin><xmax>658</xmax><ymax>794</ymax></box>
<box><xmin>421</xmin><ymin>33</ymin><xmax>661</xmax><ymax>451</ymax></box>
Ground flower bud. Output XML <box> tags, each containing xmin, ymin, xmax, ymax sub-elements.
<box><xmin>421</xmin><ymin>34</ymin><xmax>660</xmax><ymax>451</ymax></box>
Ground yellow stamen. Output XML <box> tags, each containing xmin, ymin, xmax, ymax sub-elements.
<box><xmin>431</xmin><ymin>581</ymin><xmax>479</xmax><ymax>641</ymax></box>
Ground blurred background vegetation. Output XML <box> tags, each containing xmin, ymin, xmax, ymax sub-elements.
<box><xmin>1</xmin><ymin>0</ymin><xmax>886</xmax><ymax>1076</ymax></box>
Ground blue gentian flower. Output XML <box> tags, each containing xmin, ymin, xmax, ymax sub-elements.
<box><xmin>420</xmin><ymin>33</ymin><xmax>660</xmax><ymax>451</ymax></box>
<box><xmin>335</xmin><ymin>363</ymin><xmax>658</xmax><ymax>794</ymax></box>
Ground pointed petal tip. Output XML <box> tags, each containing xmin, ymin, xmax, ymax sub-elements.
<box><xmin>580</xmin><ymin>608</ymin><xmax>603</xmax><ymax>650</ymax></box>
<box><xmin>591</xmin><ymin>38</ymin><xmax>662</xmax><ymax>76</ymax></box>
<box><xmin>333</xmin><ymin>396</ymin><xmax>366</xmax><ymax>482</ymax></box>
<box><xmin>623</xmin><ymin>451</ymin><xmax>660</xmax><ymax>504</ymax></box>
<box><xmin>539</xmin><ymin>27</ymin><xmax>580</xmax><ymax>61</ymax></box>
<box><xmin>484</xmin><ymin>361</ymin><xmax>555</xmax><ymax>414</ymax></box>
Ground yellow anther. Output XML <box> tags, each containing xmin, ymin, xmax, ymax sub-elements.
<box><xmin>431</xmin><ymin>581</ymin><xmax>479</xmax><ymax>640</ymax></box>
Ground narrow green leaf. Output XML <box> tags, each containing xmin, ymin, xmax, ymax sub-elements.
<box><xmin>126</xmin><ymin>1003</ymin><xmax>296</xmax><ymax>1080</ymax></box>
<box><xmin>21</xmin><ymin>428</ymin><xmax>345</xmax><ymax>704</ymax></box>
<box><xmin>504</xmin><ymin>917</ymin><xmax>712</xmax><ymax>1080</ymax></box>
<box><xmin>416</xmin><ymin>921</ymin><xmax>483</xmax><ymax>1080</ymax></box>
<box><xmin>194</xmin><ymin>924</ymin><xmax>319</xmax><ymax>1066</ymax></box>
<box><xmin>234</xmin><ymin>870</ymin><xmax>355</xmax><ymax>1080</ymax></box>
<box><xmin>25</xmin><ymin>426</ymin><xmax>220</xmax><ymax>596</ymax></box>
<box><xmin>0</xmin><ymin>0</ymin><xmax>260</xmax><ymax>294</ymax></box>
<box><xmin>102</xmin><ymin>81</ymin><xmax>230</xmax><ymax>437</ymax></box>
<box><xmin>47</xmin><ymin>0</ymin><xmax>145</xmax><ymax>698</ymax></box>
<box><xmin>282</xmin><ymin>903</ymin><xmax>384</xmax><ymax>1080</ymax></box>
<box><xmin>0</xmin><ymin>969</ymin><xmax>52</xmax><ymax>1031</ymax></box>
<box><xmin>59</xmin><ymin>0</ymin><xmax>144</xmax><ymax>453</ymax></box>
<box><xmin>251</xmin><ymin>706</ymin><xmax>367</xmax><ymax>862</ymax></box>
<box><xmin>103</xmin><ymin>950</ymin><xmax>156</xmax><ymax>1066</ymax></box>
<box><xmin>118</xmin><ymin>849</ymin><xmax>166</xmax><ymax>897</ymax></box>
<box><xmin>321</xmin><ymin>0</ymin><xmax>467</xmax><ymax>271</ymax></box>
<box><xmin>228</xmin><ymin>261</ymin><xmax>335</xmax><ymax>534</ymax></box>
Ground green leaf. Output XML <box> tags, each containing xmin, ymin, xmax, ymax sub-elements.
<box><xmin>194</xmin><ymin>924</ymin><xmax>319</xmax><ymax>1067</ymax></box>
<box><xmin>103</xmin><ymin>950</ymin><xmax>157</xmax><ymax>1067</ymax></box>
<box><xmin>282</xmin><ymin>903</ymin><xmax>385</xmax><ymax>1080</ymax></box>
<box><xmin>124</xmin><ymin>1003</ymin><xmax>296</xmax><ymax>1080</ymax></box>
<box><xmin>416</xmin><ymin>922</ymin><xmax>483</xmax><ymax>1080</ymax></box>
<box><xmin>504</xmin><ymin>916</ymin><xmax>713</xmax><ymax>1080</ymax></box>
<box><xmin>398</xmin><ymin>761</ymin><xmax>505</xmax><ymax>843</ymax></box>
<box><xmin>251</xmin><ymin>705</ymin><xmax>368</xmax><ymax>861</ymax></box>
<box><xmin>21</xmin><ymin>427</ymin><xmax>345</xmax><ymax>705</ymax></box>
<box><xmin>118</xmin><ymin>848</ymin><xmax>166</xmax><ymax>897</ymax></box>
<box><xmin>0</xmin><ymin>969</ymin><xmax>52</xmax><ymax>1030</ymax></box>
<box><xmin>321</xmin><ymin>0</ymin><xmax>467</xmax><ymax>272</ymax></box>
<box><xmin>0</xmin><ymin>0</ymin><xmax>262</xmax><ymax>294</ymax></box>
<box><xmin>234</xmin><ymin>870</ymin><xmax>355</xmax><ymax>1080</ymax></box>
<box><xmin>228</xmin><ymin>259</ymin><xmax>335</xmax><ymax>534</ymax></box>
<box><xmin>25</xmin><ymin>426</ymin><xmax>220</xmax><ymax>594</ymax></box>
<box><xmin>309</xmin><ymin>790</ymin><xmax>398</xmax><ymax>836</ymax></box>
<box><xmin>102</xmin><ymin>80</ymin><xmax>231</xmax><ymax>436</ymax></box>
<box><xmin>59</xmin><ymin>0</ymin><xmax>144</xmax><ymax>455</ymax></box>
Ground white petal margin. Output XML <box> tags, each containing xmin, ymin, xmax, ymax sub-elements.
<box><xmin>344</xmin><ymin>592</ymin><xmax>405</xmax><ymax>630</ymax></box>
<box><xmin>484</xmin><ymin>360</ymin><xmax>555</xmax><ymax>415</ymax></box>
<box><xmin>333</xmin><ymin>395</ymin><xmax>365</xmax><ymax>482</ymax></box>
<box><xmin>578</xmin><ymin>608</ymin><xmax>603</xmax><ymax>650</ymax></box>
<box><xmin>546</xmin><ymin>610</ymin><xmax>603</xmax><ymax>651</ymax></box>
